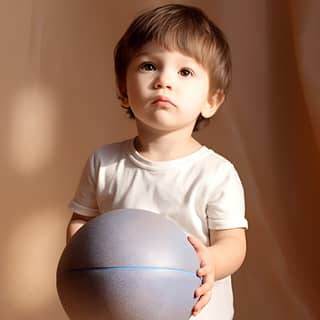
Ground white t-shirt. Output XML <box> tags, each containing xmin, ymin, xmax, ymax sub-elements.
<box><xmin>69</xmin><ymin>139</ymin><xmax>248</xmax><ymax>319</ymax></box>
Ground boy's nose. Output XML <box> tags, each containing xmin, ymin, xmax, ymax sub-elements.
<box><xmin>154</xmin><ymin>73</ymin><xmax>173</xmax><ymax>90</ymax></box>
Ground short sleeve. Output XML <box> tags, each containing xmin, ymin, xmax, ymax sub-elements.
<box><xmin>68</xmin><ymin>152</ymin><xmax>100</xmax><ymax>217</ymax></box>
<box><xmin>207</xmin><ymin>164</ymin><xmax>248</xmax><ymax>230</ymax></box>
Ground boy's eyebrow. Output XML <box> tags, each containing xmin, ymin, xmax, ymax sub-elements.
<box><xmin>133</xmin><ymin>51</ymin><xmax>153</xmax><ymax>58</ymax></box>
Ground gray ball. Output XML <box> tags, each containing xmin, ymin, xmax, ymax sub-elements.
<box><xmin>56</xmin><ymin>209</ymin><xmax>201</xmax><ymax>320</ymax></box>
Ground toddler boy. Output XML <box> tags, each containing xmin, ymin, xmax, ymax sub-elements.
<box><xmin>67</xmin><ymin>4</ymin><xmax>248</xmax><ymax>319</ymax></box>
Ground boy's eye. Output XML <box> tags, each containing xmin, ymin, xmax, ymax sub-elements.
<box><xmin>179</xmin><ymin>68</ymin><xmax>193</xmax><ymax>77</ymax></box>
<box><xmin>139</xmin><ymin>63</ymin><xmax>156</xmax><ymax>71</ymax></box>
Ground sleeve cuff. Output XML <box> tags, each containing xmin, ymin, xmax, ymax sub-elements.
<box><xmin>208</xmin><ymin>217</ymin><xmax>248</xmax><ymax>230</ymax></box>
<box><xmin>68</xmin><ymin>200</ymin><xmax>99</xmax><ymax>217</ymax></box>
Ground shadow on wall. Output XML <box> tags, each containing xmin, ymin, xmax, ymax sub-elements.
<box><xmin>2</xmin><ymin>83</ymin><xmax>71</xmax><ymax>319</ymax></box>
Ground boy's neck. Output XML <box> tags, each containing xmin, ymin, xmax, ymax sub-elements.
<box><xmin>133</xmin><ymin>131</ymin><xmax>202</xmax><ymax>161</ymax></box>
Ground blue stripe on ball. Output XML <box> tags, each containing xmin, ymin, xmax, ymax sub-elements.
<box><xmin>67</xmin><ymin>266</ymin><xmax>199</xmax><ymax>277</ymax></box>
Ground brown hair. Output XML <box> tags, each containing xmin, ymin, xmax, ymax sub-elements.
<box><xmin>114</xmin><ymin>4</ymin><xmax>232</xmax><ymax>131</ymax></box>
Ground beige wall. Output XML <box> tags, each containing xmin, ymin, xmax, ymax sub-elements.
<box><xmin>1</xmin><ymin>0</ymin><xmax>319</xmax><ymax>319</ymax></box>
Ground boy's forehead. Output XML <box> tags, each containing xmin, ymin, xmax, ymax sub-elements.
<box><xmin>133</xmin><ymin>42</ymin><xmax>198</xmax><ymax>62</ymax></box>
<box><xmin>134</xmin><ymin>42</ymin><xmax>170</xmax><ymax>55</ymax></box>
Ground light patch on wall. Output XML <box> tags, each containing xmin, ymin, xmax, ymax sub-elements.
<box><xmin>9</xmin><ymin>84</ymin><xmax>58</xmax><ymax>175</ymax></box>
<box><xmin>4</xmin><ymin>208</ymin><xmax>66</xmax><ymax>312</ymax></box>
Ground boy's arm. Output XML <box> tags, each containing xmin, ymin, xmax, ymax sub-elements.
<box><xmin>188</xmin><ymin>228</ymin><xmax>247</xmax><ymax>316</ymax></box>
<box><xmin>66</xmin><ymin>212</ymin><xmax>94</xmax><ymax>242</ymax></box>
<box><xmin>208</xmin><ymin>228</ymin><xmax>246</xmax><ymax>280</ymax></box>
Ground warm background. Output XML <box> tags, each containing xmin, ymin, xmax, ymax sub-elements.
<box><xmin>1</xmin><ymin>0</ymin><xmax>319</xmax><ymax>319</ymax></box>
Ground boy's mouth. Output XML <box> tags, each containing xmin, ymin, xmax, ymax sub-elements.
<box><xmin>152</xmin><ymin>96</ymin><xmax>176</xmax><ymax>107</ymax></box>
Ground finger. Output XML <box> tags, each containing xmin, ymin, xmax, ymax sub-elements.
<box><xmin>197</xmin><ymin>265</ymin><xmax>212</xmax><ymax>277</ymax></box>
<box><xmin>187</xmin><ymin>235</ymin><xmax>206</xmax><ymax>254</ymax></box>
<box><xmin>195</xmin><ymin>280</ymin><xmax>213</xmax><ymax>297</ymax></box>
<box><xmin>193</xmin><ymin>291</ymin><xmax>212</xmax><ymax>316</ymax></box>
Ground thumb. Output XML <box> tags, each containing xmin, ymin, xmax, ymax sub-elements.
<box><xmin>187</xmin><ymin>234</ymin><xmax>205</xmax><ymax>254</ymax></box>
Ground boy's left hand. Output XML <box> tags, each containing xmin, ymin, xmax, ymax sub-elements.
<box><xmin>187</xmin><ymin>235</ymin><xmax>215</xmax><ymax>317</ymax></box>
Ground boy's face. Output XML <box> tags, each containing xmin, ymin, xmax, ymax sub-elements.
<box><xmin>124</xmin><ymin>42</ymin><xmax>217</xmax><ymax>133</ymax></box>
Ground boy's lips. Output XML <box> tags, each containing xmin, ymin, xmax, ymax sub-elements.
<box><xmin>152</xmin><ymin>96</ymin><xmax>176</xmax><ymax>107</ymax></box>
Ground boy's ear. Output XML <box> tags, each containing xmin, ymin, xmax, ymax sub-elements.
<box><xmin>118</xmin><ymin>93</ymin><xmax>130</xmax><ymax>108</ymax></box>
<box><xmin>201</xmin><ymin>89</ymin><xmax>225</xmax><ymax>118</ymax></box>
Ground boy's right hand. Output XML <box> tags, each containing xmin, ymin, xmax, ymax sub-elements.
<box><xmin>66</xmin><ymin>213</ymin><xmax>94</xmax><ymax>242</ymax></box>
